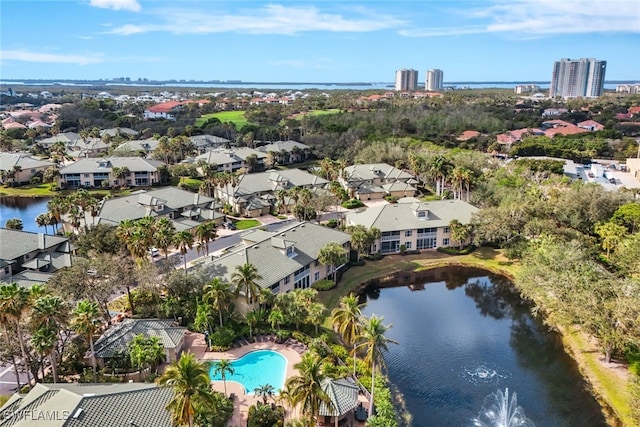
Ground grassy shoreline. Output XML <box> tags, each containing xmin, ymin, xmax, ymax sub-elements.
<box><xmin>318</xmin><ymin>248</ymin><xmax>629</xmax><ymax>426</ymax></box>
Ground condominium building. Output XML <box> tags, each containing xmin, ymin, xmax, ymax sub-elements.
<box><xmin>550</xmin><ymin>58</ymin><xmax>607</xmax><ymax>98</ymax></box>
<box><xmin>426</xmin><ymin>69</ymin><xmax>444</xmax><ymax>91</ymax></box>
<box><xmin>395</xmin><ymin>68</ymin><xmax>418</xmax><ymax>91</ymax></box>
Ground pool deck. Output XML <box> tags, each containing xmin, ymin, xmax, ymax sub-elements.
<box><xmin>198</xmin><ymin>334</ymin><xmax>303</xmax><ymax>427</ymax></box>
<box><xmin>184</xmin><ymin>332</ymin><xmax>370</xmax><ymax>427</ymax></box>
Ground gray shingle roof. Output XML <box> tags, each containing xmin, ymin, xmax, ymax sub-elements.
<box><xmin>59</xmin><ymin>157</ymin><xmax>163</xmax><ymax>174</ymax></box>
<box><xmin>0</xmin><ymin>152</ymin><xmax>55</xmax><ymax>172</ymax></box>
<box><xmin>190</xmin><ymin>134</ymin><xmax>230</xmax><ymax>148</ymax></box>
<box><xmin>346</xmin><ymin>199</ymin><xmax>479</xmax><ymax>232</ymax></box>
<box><xmin>256</xmin><ymin>140</ymin><xmax>310</xmax><ymax>153</ymax></box>
<box><xmin>319</xmin><ymin>378</ymin><xmax>359</xmax><ymax>417</ymax></box>
<box><xmin>0</xmin><ymin>229</ymin><xmax>69</xmax><ymax>262</ymax></box>
<box><xmin>0</xmin><ymin>383</ymin><xmax>172</xmax><ymax>427</ymax></box>
<box><xmin>233</xmin><ymin>168</ymin><xmax>328</xmax><ymax>196</ymax></box>
<box><xmin>95</xmin><ymin>187</ymin><xmax>215</xmax><ymax>225</ymax></box>
<box><xmin>344</xmin><ymin>163</ymin><xmax>413</xmax><ymax>183</ymax></box>
<box><xmin>114</xmin><ymin>138</ymin><xmax>160</xmax><ymax>152</ymax></box>
<box><xmin>198</xmin><ymin>221</ymin><xmax>350</xmax><ymax>289</ymax></box>
<box><xmin>100</xmin><ymin>127</ymin><xmax>138</xmax><ymax>137</ymax></box>
<box><xmin>194</xmin><ymin>147</ymin><xmax>266</xmax><ymax>165</ymax></box>
<box><xmin>93</xmin><ymin>318</ymin><xmax>186</xmax><ymax>358</ymax></box>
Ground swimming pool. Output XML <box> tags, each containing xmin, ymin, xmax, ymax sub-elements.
<box><xmin>209</xmin><ymin>350</ymin><xmax>287</xmax><ymax>394</ymax></box>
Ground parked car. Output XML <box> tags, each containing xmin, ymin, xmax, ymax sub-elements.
<box><xmin>224</xmin><ymin>222</ymin><xmax>237</xmax><ymax>230</ymax></box>
<box><xmin>149</xmin><ymin>247</ymin><xmax>160</xmax><ymax>257</ymax></box>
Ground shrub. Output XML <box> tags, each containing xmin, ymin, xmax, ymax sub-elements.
<box><xmin>325</xmin><ymin>219</ymin><xmax>339</xmax><ymax>228</ymax></box>
<box><xmin>384</xmin><ymin>194</ymin><xmax>398</xmax><ymax>203</ymax></box>
<box><xmin>341</xmin><ymin>199</ymin><xmax>365</xmax><ymax>209</ymax></box>
<box><xmin>365</xmin><ymin>252</ymin><xmax>383</xmax><ymax>261</ymax></box>
<box><xmin>209</xmin><ymin>326</ymin><xmax>236</xmax><ymax>350</ymax></box>
<box><xmin>311</xmin><ymin>279</ymin><xmax>336</xmax><ymax>291</ymax></box>
<box><xmin>275</xmin><ymin>329</ymin><xmax>291</xmax><ymax>343</ymax></box>
<box><xmin>248</xmin><ymin>403</ymin><xmax>285</xmax><ymax>427</ymax></box>
<box><xmin>437</xmin><ymin>245</ymin><xmax>475</xmax><ymax>255</ymax></box>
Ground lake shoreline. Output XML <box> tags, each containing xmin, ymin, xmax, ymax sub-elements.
<box><xmin>335</xmin><ymin>253</ymin><xmax>625</xmax><ymax>426</ymax></box>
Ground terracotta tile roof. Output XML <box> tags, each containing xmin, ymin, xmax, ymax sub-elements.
<box><xmin>577</xmin><ymin>120</ymin><xmax>604</xmax><ymax>131</ymax></box>
<box><xmin>542</xmin><ymin>120</ymin><xmax>588</xmax><ymax>137</ymax></box>
<box><xmin>628</xmin><ymin>106</ymin><xmax>640</xmax><ymax>115</ymax></box>
<box><xmin>146</xmin><ymin>101</ymin><xmax>187</xmax><ymax>113</ymax></box>
<box><xmin>458</xmin><ymin>130</ymin><xmax>480</xmax><ymax>141</ymax></box>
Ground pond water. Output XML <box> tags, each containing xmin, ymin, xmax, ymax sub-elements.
<box><xmin>0</xmin><ymin>197</ymin><xmax>51</xmax><ymax>233</ymax></box>
<box><xmin>360</xmin><ymin>266</ymin><xmax>607</xmax><ymax>427</ymax></box>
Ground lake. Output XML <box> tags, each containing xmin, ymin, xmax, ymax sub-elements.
<box><xmin>0</xmin><ymin>197</ymin><xmax>51</xmax><ymax>234</ymax></box>
<box><xmin>360</xmin><ymin>267</ymin><xmax>607</xmax><ymax>427</ymax></box>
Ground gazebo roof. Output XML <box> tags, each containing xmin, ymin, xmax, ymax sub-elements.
<box><xmin>318</xmin><ymin>378</ymin><xmax>359</xmax><ymax>417</ymax></box>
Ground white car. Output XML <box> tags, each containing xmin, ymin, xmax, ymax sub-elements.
<box><xmin>149</xmin><ymin>247</ymin><xmax>160</xmax><ymax>257</ymax></box>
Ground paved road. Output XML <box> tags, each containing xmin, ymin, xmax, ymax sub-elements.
<box><xmin>0</xmin><ymin>362</ymin><xmax>29</xmax><ymax>395</ymax></box>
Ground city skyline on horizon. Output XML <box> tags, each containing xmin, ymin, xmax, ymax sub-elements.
<box><xmin>1</xmin><ymin>1</ymin><xmax>639</xmax><ymax>83</ymax></box>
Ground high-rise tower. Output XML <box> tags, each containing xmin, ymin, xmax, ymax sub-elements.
<box><xmin>550</xmin><ymin>58</ymin><xmax>606</xmax><ymax>98</ymax></box>
<box><xmin>426</xmin><ymin>69</ymin><xmax>444</xmax><ymax>91</ymax></box>
<box><xmin>395</xmin><ymin>69</ymin><xmax>418</xmax><ymax>91</ymax></box>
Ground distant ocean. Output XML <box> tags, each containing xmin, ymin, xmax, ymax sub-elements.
<box><xmin>0</xmin><ymin>81</ymin><xmax>630</xmax><ymax>91</ymax></box>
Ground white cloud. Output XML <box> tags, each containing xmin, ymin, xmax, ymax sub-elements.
<box><xmin>89</xmin><ymin>0</ymin><xmax>141</xmax><ymax>12</ymax></box>
<box><xmin>1</xmin><ymin>49</ymin><xmax>105</xmax><ymax>65</ymax></box>
<box><xmin>108</xmin><ymin>4</ymin><xmax>405</xmax><ymax>35</ymax></box>
<box><xmin>400</xmin><ymin>0</ymin><xmax>640</xmax><ymax>38</ymax></box>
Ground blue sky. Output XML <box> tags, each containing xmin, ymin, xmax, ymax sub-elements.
<box><xmin>1</xmin><ymin>0</ymin><xmax>639</xmax><ymax>82</ymax></box>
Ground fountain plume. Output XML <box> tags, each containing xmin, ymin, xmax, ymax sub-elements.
<box><xmin>472</xmin><ymin>388</ymin><xmax>535</xmax><ymax>427</ymax></box>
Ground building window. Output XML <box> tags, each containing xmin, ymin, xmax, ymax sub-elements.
<box><xmin>284</xmin><ymin>276</ymin><xmax>290</xmax><ymax>284</ymax></box>
<box><xmin>84</xmin><ymin>173</ymin><xmax>90</xmax><ymax>178</ymax></box>
<box><xmin>4</xmin><ymin>267</ymin><xmax>9</xmax><ymax>275</ymax></box>
<box><xmin>416</xmin><ymin>238</ymin><xmax>437</xmax><ymax>250</ymax></box>
<box><xmin>314</xmin><ymin>271</ymin><xmax>320</xmax><ymax>281</ymax></box>
<box><xmin>443</xmin><ymin>238</ymin><xmax>450</xmax><ymax>246</ymax></box>
<box><xmin>418</xmin><ymin>211</ymin><xmax>426</xmax><ymax>219</ymax></box>
<box><xmin>443</xmin><ymin>227</ymin><xmax>450</xmax><ymax>233</ymax></box>
<box><xmin>405</xmin><ymin>230</ymin><xmax>412</xmax><ymax>237</ymax></box>
<box><xmin>405</xmin><ymin>242</ymin><xmax>412</xmax><ymax>249</ymax></box>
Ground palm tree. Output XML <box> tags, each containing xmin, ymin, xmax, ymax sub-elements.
<box><xmin>31</xmin><ymin>327</ymin><xmax>57</xmax><ymax>382</ymax></box>
<box><xmin>268</xmin><ymin>308</ymin><xmax>285</xmax><ymax>332</ymax></box>
<box><xmin>71</xmin><ymin>300</ymin><xmax>101</xmax><ymax>383</ymax></box>
<box><xmin>47</xmin><ymin>195</ymin><xmax>68</xmax><ymax>234</ymax></box>
<box><xmin>157</xmin><ymin>352</ymin><xmax>213</xmax><ymax>427</ymax></box>
<box><xmin>254</xmin><ymin>383</ymin><xmax>275</xmax><ymax>405</ymax></box>
<box><xmin>173</xmin><ymin>230</ymin><xmax>194</xmax><ymax>275</ymax></box>
<box><xmin>35</xmin><ymin>213</ymin><xmax>50</xmax><ymax>234</ymax></box>
<box><xmin>194</xmin><ymin>222</ymin><xmax>217</xmax><ymax>257</ymax></box>
<box><xmin>357</xmin><ymin>315</ymin><xmax>398</xmax><ymax>415</ymax></box>
<box><xmin>153</xmin><ymin>217</ymin><xmax>176</xmax><ymax>260</ymax></box>
<box><xmin>286</xmin><ymin>352</ymin><xmax>332</xmax><ymax>426</ymax></box>
<box><xmin>245</xmin><ymin>310</ymin><xmax>259</xmax><ymax>339</ymax></box>
<box><xmin>0</xmin><ymin>283</ymin><xmax>33</xmax><ymax>387</ymax></box>
<box><xmin>330</xmin><ymin>294</ymin><xmax>366</xmax><ymax>377</ymax></box>
<box><xmin>317</xmin><ymin>242</ymin><xmax>347</xmax><ymax>284</ymax></box>
<box><xmin>30</xmin><ymin>295</ymin><xmax>68</xmax><ymax>383</ymax></box>
<box><xmin>231</xmin><ymin>263</ymin><xmax>263</xmax><ymax>306</ymax></box>
<box><xmin>202</xmin><ymin>278</ymin><xmax>232</xmax><ymax>327</ymax></box>
<box><xmin>213</xmin><ymin>359</ymin><xmax>234</xmax><ymax>397</ymax></box>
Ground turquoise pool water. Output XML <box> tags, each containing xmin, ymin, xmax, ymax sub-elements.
<box><xmin>209</xmin><ymin>350</ymin><xmax>287</xmax><ymax>394</ymax></box>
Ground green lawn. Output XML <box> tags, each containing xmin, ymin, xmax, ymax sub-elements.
<box><xmin>288</xmin><ymin>109</ymin><xmax>342</xmax><ymax>120</ymax></box>
<box><xmin>0</xmin><ymin>183</ymin><xmax>57</xmax><ymax>197</ymax></box>
<box><xmin>196</xmin><ymin>111</ymin><xmax>249</xmax><ymax>128</ymax></box>
<box><xmin>234</xmin><ymin>219</ymin><xmax>261</xmax><ymax>230</ymax></box>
